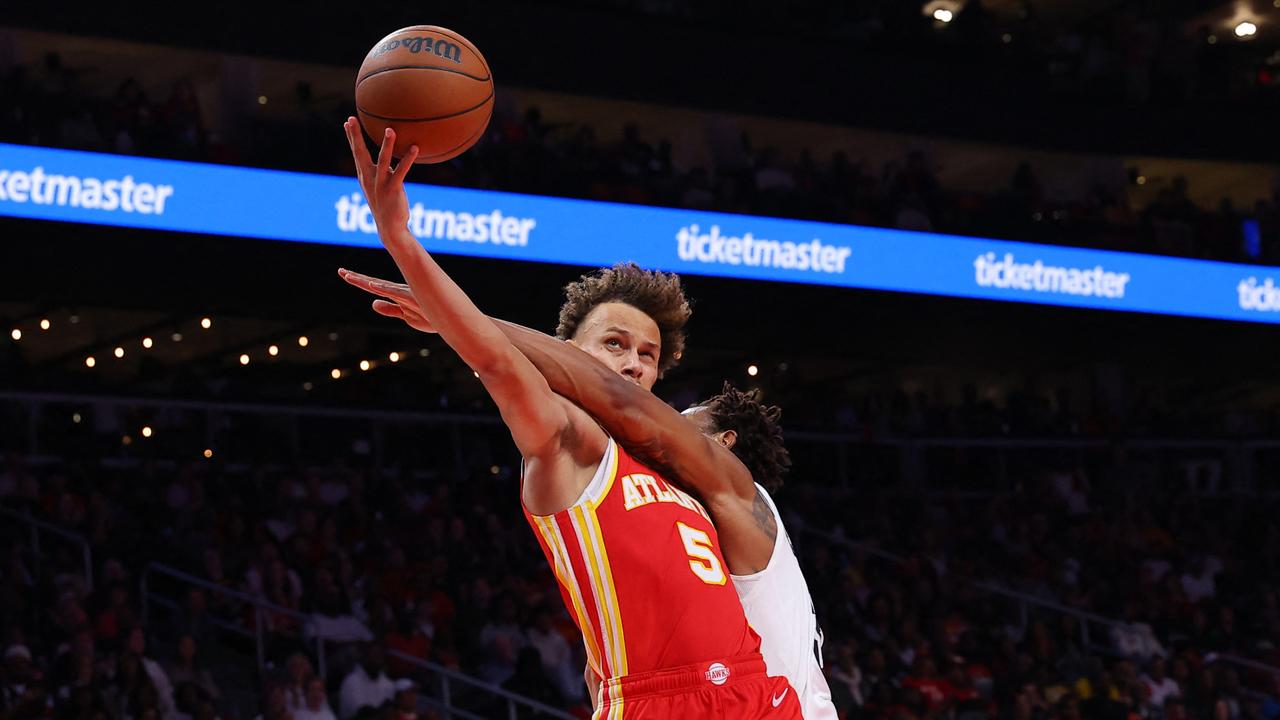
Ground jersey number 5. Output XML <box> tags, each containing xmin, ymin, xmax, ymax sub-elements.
<box><xmin>677</xmin><ymin>522</ymin><xmax>726</xmax><ymax>585</ymax></box>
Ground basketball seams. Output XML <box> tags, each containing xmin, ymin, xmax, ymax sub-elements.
<box><xmin>413</xmin><ymin>111</ymin><xmax>491</xmax><ymax>161</ymax></box>
<box><xmin>356</xmin><ymin>86</ymin><xmax>494</xmax><ymax>123</ymax></box>
<box><xmin>357</xmin><ymin>64</ymin><xmax>491</xmax><ymax>84</ymax></box>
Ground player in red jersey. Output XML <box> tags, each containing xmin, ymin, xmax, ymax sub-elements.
<box><xmin>342</xmin><ymin>122</ymin><xmax>800</xmax><ymax>719</ymax></box>
<box><xmin>344</xmin><ymin>265</ymin><xmax>836</xmax><ymax>718</ymax></box>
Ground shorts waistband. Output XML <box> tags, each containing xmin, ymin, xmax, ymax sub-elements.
<box><xmin>602</xmin><ymin>653</ymin><xmax>768</xmax><ymax>701</ymax></box>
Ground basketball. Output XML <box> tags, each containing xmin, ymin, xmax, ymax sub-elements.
<box><xmin>355</xmin><ymin>25</ymin><xmax>494</xmax><ymax>164</ymax></box>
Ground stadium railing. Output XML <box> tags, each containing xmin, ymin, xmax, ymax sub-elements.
<box><xmin>0</xmin><ymin>503</ymin><xmax>94</xmax><ymax>591</ymax></box>
<box><xmin>140</xmin><ymin>563</ymin><xmax>577</xmax><ymax>720</ymax></box>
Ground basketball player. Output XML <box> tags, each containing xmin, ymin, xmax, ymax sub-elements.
<box><xmin>342</xmin><ymin>120</ymin><xmax>801</xmax><ymax>719</ymax></box>
<box><xmin>342</xmin><ymin>268</ymin><xmax>836</xmax><ymax>720</ymax></box>
<box><xmin>339</xmin><ymin>131</ymin><xmax>835</xmax><ymax>718</ymax></box>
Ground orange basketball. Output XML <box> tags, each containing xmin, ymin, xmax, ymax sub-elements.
<box><xmin>355</xmin><ymin>26</ymin><xmax>494</xmax><ymax>164</ymax></box>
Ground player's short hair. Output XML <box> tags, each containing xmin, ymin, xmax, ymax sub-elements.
<box><xmin>698</xmin><ymin>382</ymin><xmax>790</xmax><ymax>494</ymax></box>
<box><xmin>556</xmin><ymin>262</ymin><xmax>691</xmax><ymax>376</ymax></box>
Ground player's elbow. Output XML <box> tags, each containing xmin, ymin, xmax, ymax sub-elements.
<box><xmin>470</xmin><ymin>345</ymin><xmax>523</xmax><ymax>383</ymax></box>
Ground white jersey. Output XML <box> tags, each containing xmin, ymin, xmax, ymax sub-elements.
<box><xmin>731</xmin><ymin>484</ymin><xmax>837</xmax><ymax>720</ymax></box>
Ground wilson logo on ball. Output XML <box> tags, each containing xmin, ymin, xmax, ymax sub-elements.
<box><xmin>373</xmin><ymin>36</ymin><xmax>463</xmax><ymax>64</ymax></box>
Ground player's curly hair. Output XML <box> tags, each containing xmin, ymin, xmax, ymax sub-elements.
<box><xmin>699</xmin><ymin>382</ymin><xmax>791</xmax><ymax>495</ymax></box>
<box><xmin>556</xmin><ymin>262</ymin><xmax>692</xmax><ymax>375</ymax></box>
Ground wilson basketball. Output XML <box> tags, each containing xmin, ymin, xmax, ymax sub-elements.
<box><xmin>355</xmin><ymin>26</ymin><xmax>494</xmax><ymax>164</ymax></box>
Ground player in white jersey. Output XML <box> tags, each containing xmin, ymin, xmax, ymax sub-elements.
<box><xmin>339</xmin><ymin>271</ymin><xmax>837</xmax><ymax>718</ymax></box>
<box><xmin>682</xmin><ymin>388</ymin><xmax>837</xmax><ymax>720</ymax></box>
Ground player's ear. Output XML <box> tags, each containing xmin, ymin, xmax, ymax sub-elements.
<box><xmin>719</xmin><ymin>430</ymin><xmax>737</xmax><ymax>450</ymax></box>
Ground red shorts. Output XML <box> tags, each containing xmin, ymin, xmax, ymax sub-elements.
<box><xmin>596</xmin><ymin>653</ymin><xmax>803</xmax><ymax>719</ymax></box>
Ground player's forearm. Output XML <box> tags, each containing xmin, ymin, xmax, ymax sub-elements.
<box><xmin>495</xmin><ymin>319</ymin><xmax>754</xmax><ymax>502</ymax></box>
<box><xmin>494</xmin><ymin>320</ymin><xmax>640</xmax><ymax>429</ymax></box>
<box><xmin>378</xmin><ymin>223</ymin><xmax>514</xmax><ymax>374</ymax></box>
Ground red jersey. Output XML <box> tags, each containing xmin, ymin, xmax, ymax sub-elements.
<box><xmin>524</xmin><ymin>438</ymin><xmax>762</xmax><ymax>680</ymax></box>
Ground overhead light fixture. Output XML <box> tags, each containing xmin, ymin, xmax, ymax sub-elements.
<box><xmin>9</xmin><ymin>329</ymin><xmax>20</xmax><ymax>341</ymax></box>
<box><xmin>72</xmin><ymin>413</ymin><xmax>82</xmax><ymax>424</ymax></box>
<box><xmin>303</xmin><ymin>382</ymin><xmax>314</xmax><ymax>391</ymax></box>
<box><xmin>268</xmin><ymin>345</ymin><xmax>280</xmax><ymax>356</ymax></box>
<box><xmin>172</xmin><ymin>332</ymin><xmax>183</xmax><ymax>342</ymax></box>
<box><xmin>331</xmin><ymin>368</ymin><xmax>342</xmax><ymax>380</ymax></box>
<box><xmin>201</xmin><ymin>317</ymin><xmax>212</xmax><ymax>329</ymax></box>
<box><xmin>329</xmin><ymin>332</ymin><xmax>339</xmax><ymax>341</ymax></box>
<box><xmin>114</xmin><ymin>347</ymin><xmax>125</xmax><ymax>358</ymax></box>
<box><xmin>39</xmin><ymin>319</ymin><xmax>50</xmax><ymax>331</ymax></box>
<box><xmin>747</xmin><ymin>364</ymin><xmax>759</xmax><ymax>377</ymax></box>
<box><xmin>933</xmin><ymin>8</ymin><xmax>954</xmax><ymax>22</ymax></box>
<box><xmin>203</xmin><ymin>449</ymin><xmax>213</xmax><ymax>459</ymax></box>
<box><xmin>298</xmin><ymin>335</ymin><xmax>310</xmax><ymax>347</ymax></box>
<box><xmin>142</xmin><ymin>426</ymin><xmax>153</xmax><ymax>438</ymax></box>
<box><xmin>419</xmin><ymin>349</ymin><xmax>430</xmax><ymax>357</ymax></box>
<box><xmin>389</xmin><ymin>351</ymin><xmax>401</xmax><ymax>363</ymax></box>
<box><xmin>239</xmin><ymin>354</ymin><xmax>250</xmax><ymax>365</ymax></box>
<box><xmin>360</xmin><ymin>360</ymin><xmax>372</xmax><ymax>371</ymax></box>
<box><xmin>1236</xmin><ymin>21</ymin><xmax>1258</xmax><ymax>38</ymax></box>
<box><xmin>85</xmin><ymin>356</ymin><xmax>96</xmax><ymax>368</ymax></box>
<box><xmin>142</xmin><ymin>337</ymin><xmax>154</xmax><ymax>349</ymax></box>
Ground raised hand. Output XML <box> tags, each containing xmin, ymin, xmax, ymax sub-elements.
<box><xmin>342</xmin><ymin>118</ymin><xmax>419</xmax><ymax>231</ymax></box>
<box><xmin>338</xmin><ymin>268</ymin><xmax>437</xmax><ymax>333</ymax></box>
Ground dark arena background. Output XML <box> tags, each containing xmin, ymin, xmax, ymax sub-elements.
<box><xmin>4</xmin><ymin>2</ymin><xmax>1280</xmax><ymax>719</ymax></box>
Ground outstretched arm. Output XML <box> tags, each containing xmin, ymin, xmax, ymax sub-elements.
<box><xmin>343</xmin><ymin>120</ymin><xmax>604</xmax><ymax>514</ymax></box>
<box><xmin>340</xmin><ymin>269</ymin><xmax>779</xmax><ymax>572</ymax></box>
<box><xmin>340</xmin><ymin>268</ymin><xmax>752</xmax><ymax>502</ymax></box>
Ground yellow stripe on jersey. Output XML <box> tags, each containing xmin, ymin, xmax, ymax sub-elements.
<box><xmin>581</xmin><ymin>503</ymin><xmax>628</xmax><ymax>720</ymax></box>
<box><xmin>571</xmin><ymin>507</ymin><xmax>621</xmax><ymax>672</ymax></box>
<box><xmin>533</xmin><ymin>515</ymin><xmax>606</xmax><ymax>679</ymax></box>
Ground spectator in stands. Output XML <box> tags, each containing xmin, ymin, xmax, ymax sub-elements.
<box><xmin>826</xmin><ymin>641</ymin><xmax>864</xmax><ymax>713</ymax></box>
<box><xmin>383</xmin><ymin>611</ymin><xmax>429</xmax><ymax>679</ymax></box>
<box><xmin>164</xmin><ymin>635</ymin><xmax>219</xmax><ymax>711</ymax></box>
<box><xmin>1141</xmin><ymin>657</ymin><xmax>1180</xmax><ymax>713</ymax></box>
<box><xmin>388</xmin><ymin>679</ymin><xmax>418</xmax><ymax>720</ymax></box>
<box><xmin>105</xmin><ymin>651</ymin><xmax>160</xmax><ymax>720</ymax></box>
<box><xmin>338</xmin><ymin>644</ymin><xmax>393</xmax><ymax>720</ymax></box>
<box><xmin>253</xmin><ymin>683</ymin><xmax>291</xmax><ymax>720</ymax></box>
<box><xmin>1110</xmin><ymin>600</ymin><xmax>1166</xmax><ymax>662</ymax></box>
<box><xmin>290</xmin><ymin>677</ymin><xmax>335</xmax><ymax>720</ymax></box>
<box><xmin>476</xmin><ymin>595</ymin><xmax>525</xmax><ymax>685</ymax></box>
<box><xmin>2</xmin><ymin>644</ymin><xmax>47</xmax><ymax>720</ymax></box>
<box><xmin>525</xmin><ymin>605</ymin><xmax>578</xmax><ymax>704</ymax></box>
<box><xmin>500</xmin><ymin>648</ymin><xmax>561</xmax><ymax>717</ymax></box>
<box><xmin>1181</xmin><ymin>556</ymin><xmax>1219</xmax><ymax>603</ymax></box>
<box><xmin>126</xmin><ymin>628</ymin><xmax>177</xmax><ymax>720</ymax></box>
<box><xmin>281</xmin><ymin>654</ymin><xmax>313</xmax><ymax>714</ymax></box>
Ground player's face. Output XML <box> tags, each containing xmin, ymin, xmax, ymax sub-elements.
<box><xmin>570</xmin><ymin>302</ymin><xmax>662</xmax><ymax>390</ymax></box>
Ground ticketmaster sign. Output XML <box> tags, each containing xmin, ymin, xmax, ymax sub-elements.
<box><xmin>2</xmin><ymin>142</ymin><xmax>1278</xmax><ymax>324</ymax></box>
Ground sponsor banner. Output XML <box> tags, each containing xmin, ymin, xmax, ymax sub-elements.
<box><xmin>3</xmin><ymin>142</ymin><xmax>1280</xmax><ymax>324</ymax></box>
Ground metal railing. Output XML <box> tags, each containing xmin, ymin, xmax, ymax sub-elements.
<box><xmin>0</xmin><ymin>504</ymin><xmax>94</xmax><ymax>591</ymax></box>
<box><xmin>808</xmin><ymin>527</ymin><xmax>1132</xmax><ymax>650</ymax></box>
<box><xmin>140</xmin><ymin>563</ymin><xmax>575</xmax><ymax>720</ymax></box>
<box><xmin>809</xmin><ymin>527</ymin><xmax>1280</xmax><ymax>681</ymax></box>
